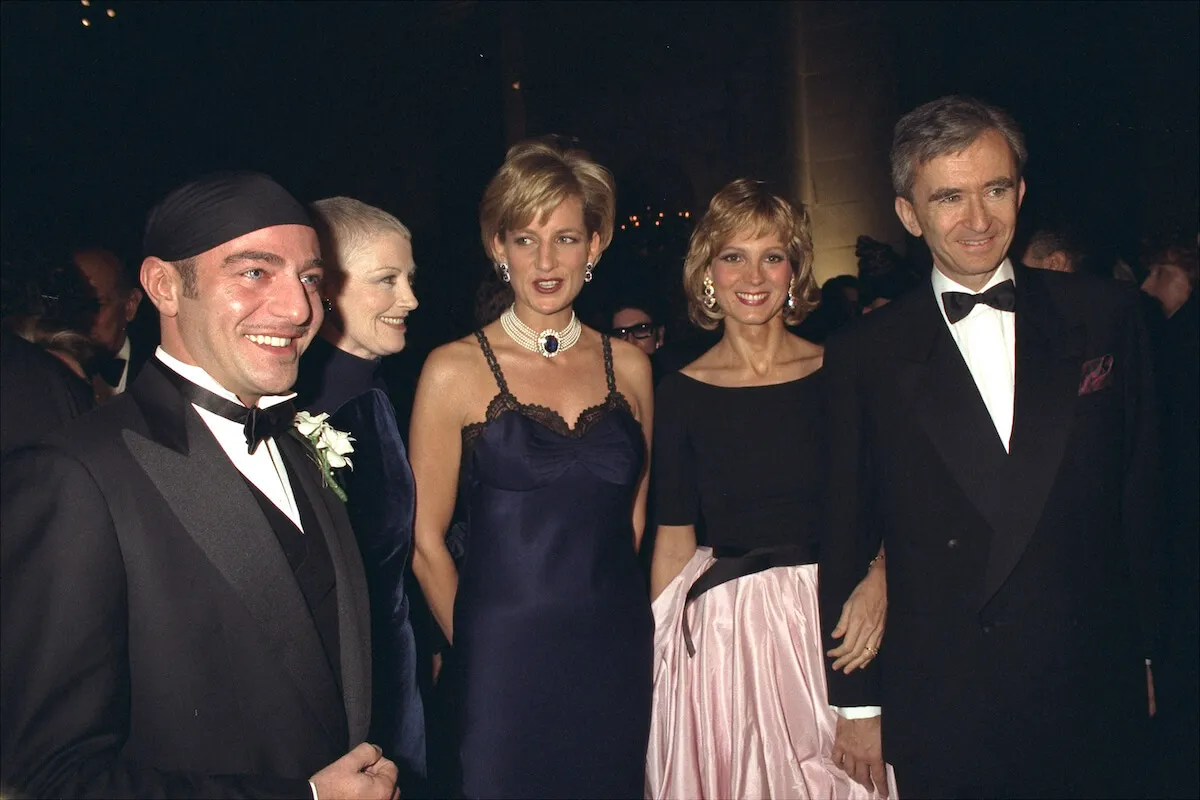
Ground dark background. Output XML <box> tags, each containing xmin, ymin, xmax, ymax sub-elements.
<box><xmin>3</xmin><ymin>0</ymin><xmax>1197</xmax><ymax>365</ymax></box>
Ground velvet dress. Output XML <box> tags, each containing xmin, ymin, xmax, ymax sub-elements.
<box><xmin>294</xmin><ymin>335</ymin><xmax>426</xmax><ymax>785</ymax></box>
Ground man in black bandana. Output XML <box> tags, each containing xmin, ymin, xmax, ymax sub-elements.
<box><xmin>1</xmin><ymin>172</ymin><xmax>398</xmax><ymax>800</ymax></box>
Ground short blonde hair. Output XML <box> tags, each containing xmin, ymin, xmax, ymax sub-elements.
<box><xmin>479</xmin><ymin>136</ymin><xmax>615</xmax><ymax>269</ymax></box>
<box><xmin>310</xmin><ymin>197</ymin><xmax>411</xmax><ymax>275</ymax></box>
<box><xmin>683</xmin><ymin>179</ymin><xmax>817</xmax><ymax>329</ymax></box>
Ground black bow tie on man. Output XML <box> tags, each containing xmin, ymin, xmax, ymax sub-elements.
<box><xmin>941</xmin><ymin>279</ymin><xmax>1017</xmax><ymax>324</ymax></box>
<box><xmin>96</xmin><ymin>355</ymin><xmax>127</xmax><ymax>387</ymax></box>
<box><xmin>154</xmin><ymin>362</ymin><xmax>296</xmax><ymax>454</ymax></box>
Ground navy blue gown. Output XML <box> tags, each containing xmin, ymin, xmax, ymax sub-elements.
<box><xmin>294</xmin><ymin>336</ymin><xmax>426</xmax><ymax>785</ymax></box>
<box><xmin>455</xmin><ymin>331</ymin><xmax>653</xmax><ymax>799</ymax></box>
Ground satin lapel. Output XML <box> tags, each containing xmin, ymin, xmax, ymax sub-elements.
<box><xmin>123</xmin><ymin>385</ymin><xmax>345</xmax><ymax>742</ymax></box>
<box><xmin>980</xmin><ymin>269</ymin><xmax>1084</xmax><ymax>606</ymax></box>
<box><xmin>279</xmin><ymin>432</ymin><xmax>372</xmax><ymax>744</ymax></box>
<box><xmin>903</xmin><ymin>292</ymin><xmax>1019</xmax><ymax>556</ymax></box>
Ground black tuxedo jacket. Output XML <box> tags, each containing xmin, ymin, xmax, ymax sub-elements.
<box><xmin>0</xmin><ymin>363</ymin><xmax>372</xmax><ymax>798</ymax></box>
<box><xmin>0</xmin><ymin>330</ymin><xmax>94</xmax><ymax>456</ymax></box>
<box><xmin>819</xmin><ymin>266</ymin><xmax>1161</xmax><ymax>794</ymax></box>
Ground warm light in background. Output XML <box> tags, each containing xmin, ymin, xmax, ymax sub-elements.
<box><xmin>510</xmin><ymin>81</ymin><xmax>520</xmax><ymax>90</ymax></box>
<box><xmin>107</xmin><ymin>8</ymin><xmax>116</xmax><ymax>17</ymax></box>
<box><xmin>81</xmin><ymin>0</ymin><xmax>90</xmax><ymax>6</ymax></box>
<box><xmin>81</xmin><ymin>17</ymin><xmax>90</xmax><ymax>26</ymax></box>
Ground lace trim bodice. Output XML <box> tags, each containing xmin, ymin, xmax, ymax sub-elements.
<box><xmin>462</xmin><ymin>329</ymin><xmax>634</xmax><ymax>446</ymax></box>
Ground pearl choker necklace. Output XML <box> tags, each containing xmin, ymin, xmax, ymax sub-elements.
<box><xmin>499</xmin><ymin>305</ymin><xmax>582</xmax><ymax>358</ymax></box>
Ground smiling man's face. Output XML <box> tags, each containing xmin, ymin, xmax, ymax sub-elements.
<box><xmin>895</xmin><ymin>129</ymin><xmax>1026</xmax><ymax>291</ymax></box>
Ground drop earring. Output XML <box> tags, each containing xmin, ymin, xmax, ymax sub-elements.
<box><xmin>785</xmin><ymin>281</ymin><xmax>796</xmax><ymax>311</ymax></box>
<box><xmin>702</xmin><ymin>274</ymin><xmax>718</xmax><ymax>310</ymax></box>
<box><xmin>321</xmin><ymin>297</ymin><xmax>334</xmax><ymax>313</ymax></box>
<box><xmin>584</xmin><ymin>262</ymin><xmax>594</xmax><ymax>283</ymax></box>
<box><xmin>499</xmin><ymin>263</ymin><xmax>510</xmax><ymax>283</ymax></box>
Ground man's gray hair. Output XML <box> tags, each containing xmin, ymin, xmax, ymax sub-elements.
<box><xmin>890</xmin><ymin>95</ymin><xmax>1027</xmax><ymax>200</ymax></box>
<box><xmin>309</xmin><ymin>197</ymin><xmax>412</xmax><ymax>269</ymax></box>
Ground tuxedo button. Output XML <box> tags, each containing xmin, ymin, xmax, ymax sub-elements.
<box><xmin>947</xmin><ymin>538</ymin><xmax>959</xmax><ymax>549</ymax></box>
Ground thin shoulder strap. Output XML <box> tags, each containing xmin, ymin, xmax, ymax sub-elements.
<box><xmin>474</xmin><ymin>329</ymin><xmax>509</xmax><ymax>396</ymax></box>
<box><xmin>601</xmin><ymin>334</ymin><xmax>618</xmax><ymax>396</ymax></box>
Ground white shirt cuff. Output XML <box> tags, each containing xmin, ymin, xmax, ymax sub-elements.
<box><xmin>310</xmin><ymin>779</ymin><xmax>319</xmax><ymax>800</ymax></box>
<box><xmin>832</xmin><ymin>705</ymin><xmax>882</xmax><ymax>719</ymax></box>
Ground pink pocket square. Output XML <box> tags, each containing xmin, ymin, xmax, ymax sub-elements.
<box><xmin>1079</xmin><ymin>354</ymin><xmax>1114</xmax><ymax>395</ymax></box>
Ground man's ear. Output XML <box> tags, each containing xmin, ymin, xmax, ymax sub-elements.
<box><xmin>894</xmin><ymin>196</ymin><xmax>923</xmax><ymax>238</ymax></box>
<box><xmin>1046</xmin><ymin>251</ymin><xmax>1070</xmax><ymax>273</ymax></box>
<box><xmin>1017</xmin><ymin>177</ymin><xmax>1027</xmax><ymax>210</ymax></box>
<box><xmin>124</xmin><ymin>287</ymin><xmax>144</xmax><ymax>323</ymax></box>
<box><xmin>140</xmin><ymin>257</ymin><xmax>180</xmax><ymax>318</ymax></box>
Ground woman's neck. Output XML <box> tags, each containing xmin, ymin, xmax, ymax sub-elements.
<box><xmin>717</xmin><ymin>318</ymin><xmax>792</xmax><ymax>378</ymax></box>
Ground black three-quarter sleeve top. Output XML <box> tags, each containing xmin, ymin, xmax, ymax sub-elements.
<box><xmin>652</xmin><ymin>369</ymin><xmax>827</xmax><ymax>554</ymax></box>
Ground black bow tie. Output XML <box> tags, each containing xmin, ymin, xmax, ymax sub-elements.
<box><xmin>97</xmin><ymin>356</ymin><xmax>127</xmax><ymax>387</ymax></box>
<box><xmin>154</xmin><ymin>361</ymin><xmax>296</xmax><ymax>454</ymax></box>
<box><xmin>941</xmin><ymin>279</ymin><xmax>1016</xmax><ymax>324</ymax></box>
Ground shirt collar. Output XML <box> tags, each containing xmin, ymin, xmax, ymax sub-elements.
<box><xmin>154</xmin><ymin>346</ymin><xmax>295</xmax><ymax>410</ymax></box>
<box><xmin>116</xmin><ymin>336</ymin><xmax>131</xmax><ymax>361</ymax></box>
<box><xmin>930</xmin><ymin>257</ymin><xmax>1015</xmax><ymax>297</ymax></box>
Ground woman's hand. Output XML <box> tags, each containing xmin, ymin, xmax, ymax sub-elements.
<box><xmin>827</xmin><ymin>553</ymin><xmax>887</xmax><ymax>674</ymax></box>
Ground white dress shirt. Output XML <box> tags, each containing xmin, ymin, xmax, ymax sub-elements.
<box><xmin>834</xmin><ymin>260</ymin><xmax>1018</xmax><ymax>722</ymax></box>
<box><xmin>112</xmin><ymin>336</ymin><xmax>132</xmax><ymax>394</ymax></box>
<box><xmin>930</xmin><ymin>258</ymin><xmax>1017</xmax><ymax>452</ymax></box>
<box><xmin>154</xmin><ymin>348</ymin><xmax>304</xmax><ymax>531</ymax></box>
<box><xmin>156</xmin><ymin>349</ymin><xmax>322</xmax><ymax>798</ymax></box>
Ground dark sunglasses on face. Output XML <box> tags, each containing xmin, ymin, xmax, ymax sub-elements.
<box><xmin>611</xmin><ymin>322</ymin><xmax>657</xmax><ymax>340</ymax></box>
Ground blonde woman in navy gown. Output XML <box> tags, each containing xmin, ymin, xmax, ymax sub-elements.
<box><xmin>647</xmin><ymin>179</ymin><xmax>895</xmax><ymax>799</ymax></box>
<box><xmin>410</xmin><ymin>136</ymin><xmax>654</xmax><ymax>799</ymax></box>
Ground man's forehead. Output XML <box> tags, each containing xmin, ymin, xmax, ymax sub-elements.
<box><xmin>614</xmin><ymin>307</ymin><xmax>653</xmax><ymax>323</ymax></box>
<box><xmin>73</xmin><ymin>248</ymin><xmax>124</xmax><ymax>287</ymax></box>
<box><xmin>920</xmin><ymin>131</ymin><xmax>1016</xmax><ymax>179</ymax></box>
<box><xmin>202</xmin><ymin>224</ymin><xmax>319</xmax><ymax>262</ymax></box>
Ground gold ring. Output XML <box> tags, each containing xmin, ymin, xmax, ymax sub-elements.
<box><xmin>864</xmin><ymin>646</ymin><xmax>878</xmax><ymax>656</ymax></box>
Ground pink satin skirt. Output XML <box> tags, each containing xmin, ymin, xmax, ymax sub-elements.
<box><xmin>646</xmin><ymin>548</ymin><xmax>897</xmax><ymax>799</ymax></box>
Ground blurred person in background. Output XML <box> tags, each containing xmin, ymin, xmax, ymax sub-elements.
<box><xmin>855</xmin><ymin>235</ymin><xmax>921</xmax><ymax>314</ymax></box>
<box><xmin>1139</xmin><ymin>232</ymin><xmax>1199</xmax><ymax>799</ymax></box>
<box><xmin>1020</xmin><ymin>225</ymin><xmax>1087</xmax><ymax>274</ymax></box>
<box><xmin>0</xmin><ymin>248</ymin><xmax>97</xmax><ymax>453</ymax></box>
<box><xmin>72</xmin><ymin>246</ymin><xmax>148</xmax><ymax>401</ymax></box>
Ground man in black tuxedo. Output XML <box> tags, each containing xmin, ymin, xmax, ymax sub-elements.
<box><xmin>73</xmin><ymin>245</ymin><xmax>154</xmax><ymax>401</ymax></box>
<box><xmin>0</xmin><ymin>328</ymin><xmax>95</xmax><ymax>455</ymax></box>
<box><xmin>1</xmin><ymin>172</ymin><xmax>398</xmax><ymax>799</ymax></box>
<box><xmin>820</xmin><ymin>96</ymin><xmax>1161</xmax><ymax>799</ymax></box>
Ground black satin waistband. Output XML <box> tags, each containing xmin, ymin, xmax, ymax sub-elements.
<box><xmin>682</xmin><ymin>543</ymin><xmax>818</xmax><ymax>657</ymax></box>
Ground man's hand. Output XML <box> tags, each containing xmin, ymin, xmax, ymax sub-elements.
<box><xmin>311</xmin><ymin>742</ymin><xmax>399</xmax><ymax>800</ymax></box>
<box><xmin>832</xmin><ymin>716</ymin><xmax>888</xmax><ymax>797</ymax></box>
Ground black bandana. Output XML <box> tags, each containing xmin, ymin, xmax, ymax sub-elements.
<box><xmin>143</xmin><ymin>171</ymin><xmax>312</xmax><ymax>261</ymax></box>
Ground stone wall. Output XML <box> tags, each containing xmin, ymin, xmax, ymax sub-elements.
<box><xmin>789</xmin><ymin>1</ymin><xmax>905</xmax><ymax>285</ymax></box>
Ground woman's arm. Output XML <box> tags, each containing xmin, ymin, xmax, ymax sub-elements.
<box><xmin>612</xmin><ymin>338</ymin><xmax>654</xmax><ymax>552</ymax></box>
<box><xmin>827</xmin><ymin>544</ymin><xmax>887</xmax><ymax>674</ymax></box>
<box><xmin>650</xmin><ymin>524</ymin><xmax>698</xmax><ymax>601</ymax></box>
<box><xmin>409</xmin><ymin>346</ymin><xmax>468</xmax><ymax>643</ymax></box>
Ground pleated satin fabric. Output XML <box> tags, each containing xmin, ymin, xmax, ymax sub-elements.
<box><xmin>647</xmin><ymin>548</ymin><xmax>897</xmax><ymax>800</ymax></box>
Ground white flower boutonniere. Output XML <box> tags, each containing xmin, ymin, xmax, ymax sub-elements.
<box><xmin>293</xmin><ymin>411</ymin><xmax>355</xmax><ymax>502</ymax></box>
